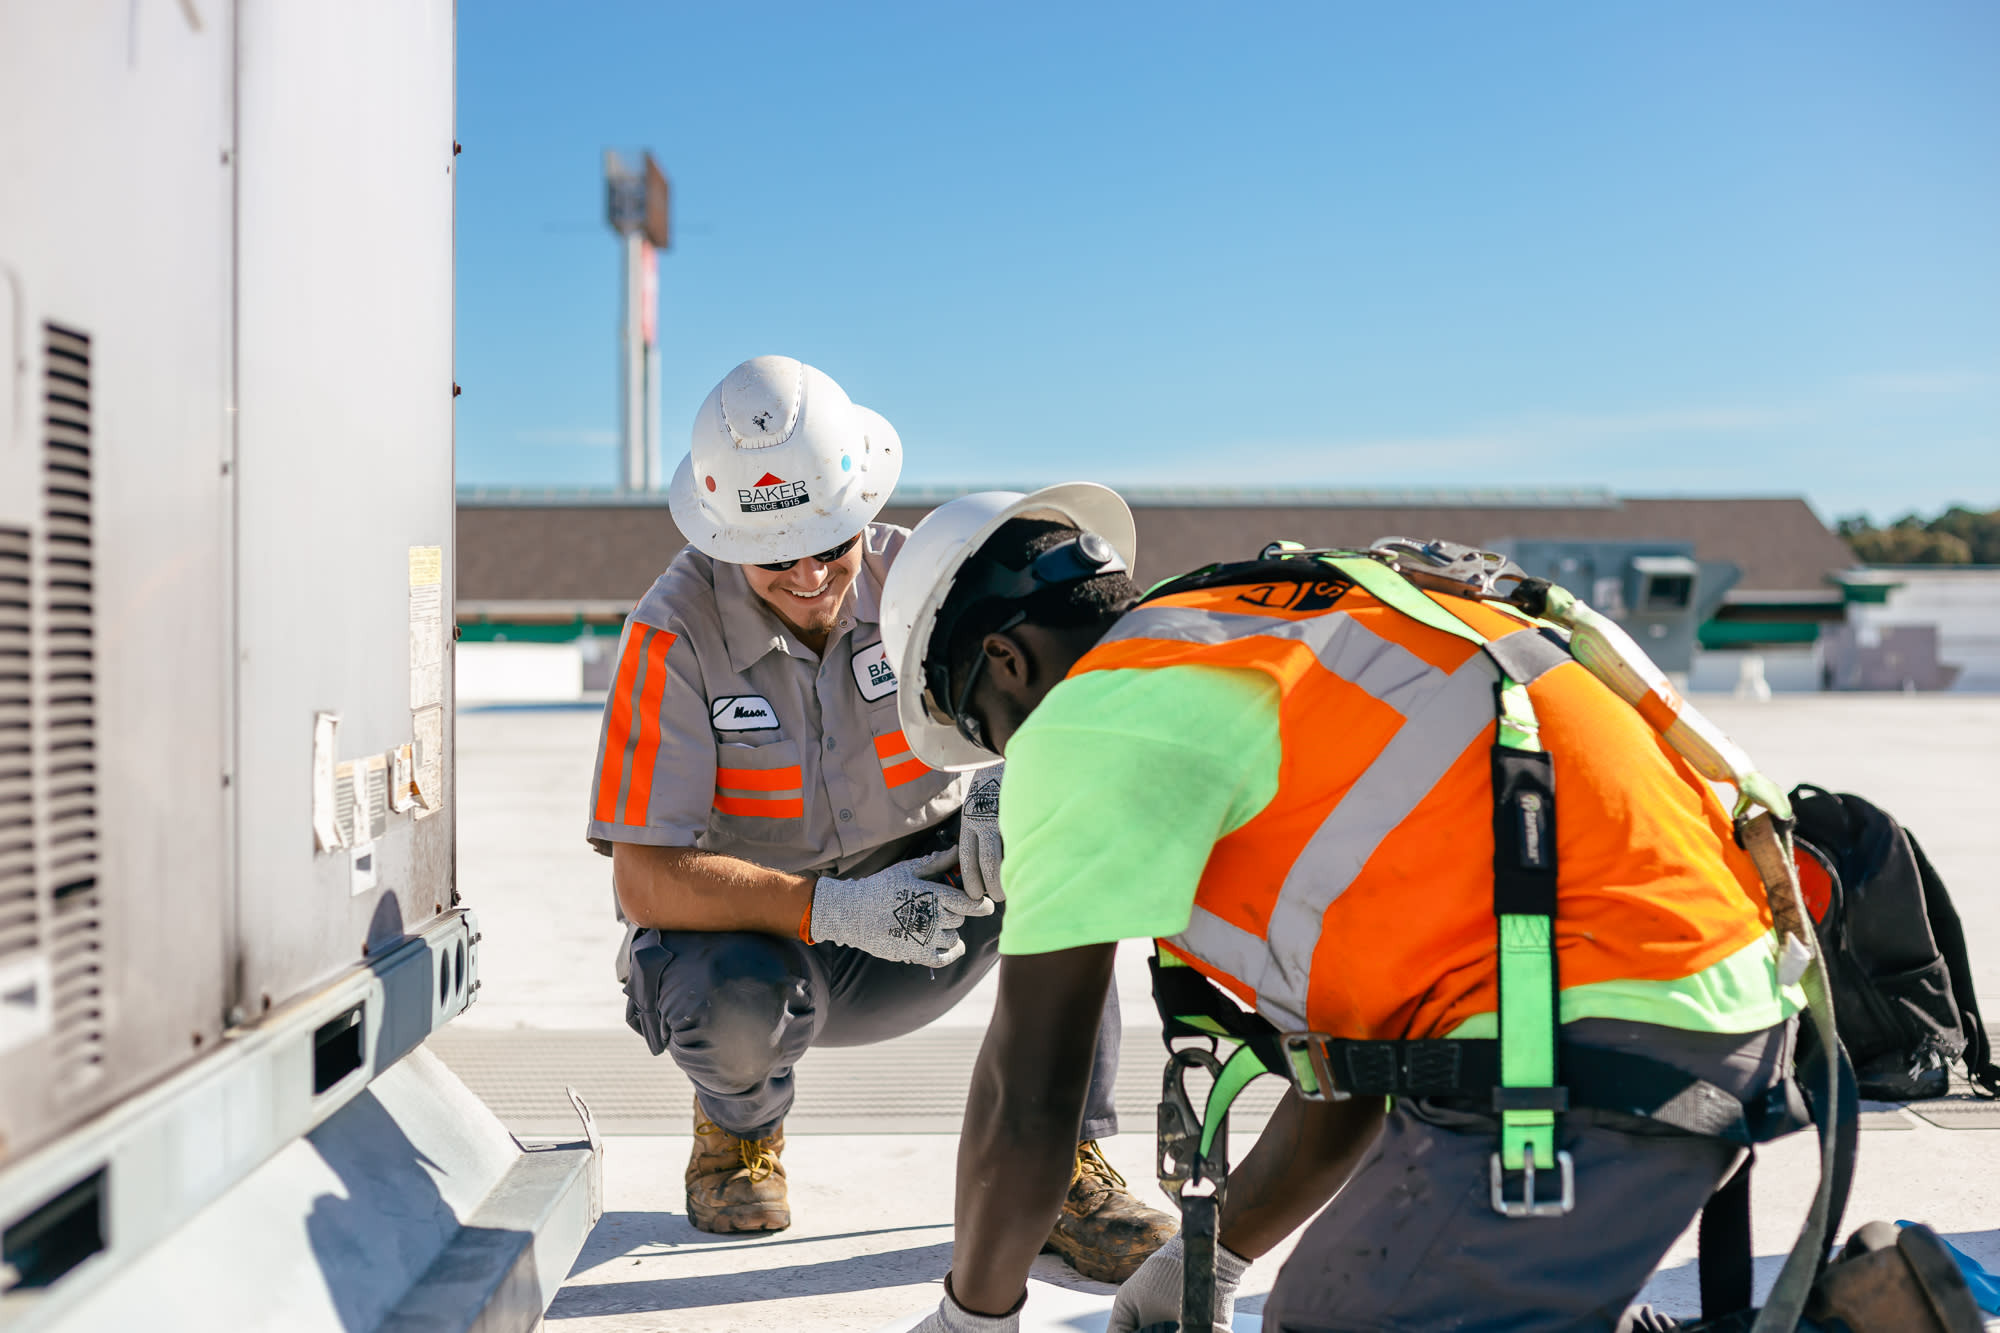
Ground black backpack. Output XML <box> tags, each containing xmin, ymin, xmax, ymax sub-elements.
<box><xmin>1789</xmin><ymin>784</ymin><xmax>2000</xmax><ymax>1102</ymax></box>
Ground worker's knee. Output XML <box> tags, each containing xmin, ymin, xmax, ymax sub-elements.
<box><xmin>625</xmin><ymin>930</ymin><xmax>816</xmax><ymax>1088</ymax></box>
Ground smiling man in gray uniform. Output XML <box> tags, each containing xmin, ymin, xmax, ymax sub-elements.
<box><xmin>584</xmin><ymin>357</ymin><xmax>1173</xmax><ymax>1280</ymax></box>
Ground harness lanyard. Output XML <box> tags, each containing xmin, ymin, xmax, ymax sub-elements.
<box><xmin>1324</xmin><ymin>556</ymin><xmax>1569</xmax><ymax>1210</ymax></box>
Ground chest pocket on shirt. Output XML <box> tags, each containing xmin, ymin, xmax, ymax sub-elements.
<box><xmin>710</xmin><ymin>740</ymin><xmax>805</xmax><ymax>844</ymax></box>
<box><xmin>867</xmin><ymin>710</ymin><xmax>949</xmax><ymax>813</ymax></box>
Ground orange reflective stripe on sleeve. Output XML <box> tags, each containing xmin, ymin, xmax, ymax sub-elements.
<box><xmin>595</xmin><ymin>626</ymin><xmax>677</xmax><ymax>825</ymax></box>
<box><xmin>882</xmin><ymin>757</ymin><xmax>930</xmax><ymax>788</ymax></box>
<box><xmin>715</xmin><ymin>765</ymin><xmax>804</xmax><ymax>793</ymax></box>
<box><xmin>618</xmin><ymin>630</ymin><xmax>679</xmax><ymax>825</ymax></box>
<box><xmin>872</xmin><ymin>730</ymin><xmax>932</xmax><ymax>788</ymax></box>
<box><xmin>713</xmin><ymin>761</ymin><xmax>804</xmax><ymax>819</ymax></box>
<box><xmin>713</xmin><ymin>793</ymin><xmax>806</xmax><ymax>818</ymax></box>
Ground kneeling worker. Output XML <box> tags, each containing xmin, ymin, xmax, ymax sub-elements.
<box><xmin>587</xmin><ymin>364</ymin><xmax>1173</xmax><ymax>1280</ymax></box>
<box><xmin>883</xmin><ymin>485</ymin><xmax>1805</xmax><ymax>1331</ymax></box>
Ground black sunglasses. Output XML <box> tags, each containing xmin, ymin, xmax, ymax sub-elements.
<box><xmin>754</xmin><ymin>532</ymin><xmax>864</xmax><ymax>573</ymax></box>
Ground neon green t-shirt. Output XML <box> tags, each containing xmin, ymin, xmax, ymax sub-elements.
<box><xmin>998</xmin><ymin>665</ymin><xmax>1283</xmax><ymax>955</ymax></box>
<box><xmin>997</xmin><ymin>661</ymin><xmax>1797</xmax><ymax>1035</ymax></box>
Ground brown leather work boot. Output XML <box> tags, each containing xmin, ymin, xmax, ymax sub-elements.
<box><xmin>685</xmin><ymin>1100</ymin><xmax>790</xmax><ymax>1234</ymax></box>
<box><xmin>1042</xmin><ymin>1140</ymin><xmax>1178</xmax><ymax>1282</ymax></box>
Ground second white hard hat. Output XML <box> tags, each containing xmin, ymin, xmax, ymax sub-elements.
<box><xmin>668</xmin><ymin>356</ymin><xmax>903</xmax><ymax>564</ymax></box>
<box><xmin>879</xmin><ymin>483</ymin><xmax>1137</xmax><ymax>770</ymax></box>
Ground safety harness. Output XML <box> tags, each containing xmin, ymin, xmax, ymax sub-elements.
<box><xmin>1148</xmin><ymin>544</ymin><xmax>1855</xmax><ymax>1333</ymax></box>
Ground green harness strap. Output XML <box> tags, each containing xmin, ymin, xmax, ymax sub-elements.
<box><xmin>1325</xmin><ymin>556</ymin><xmax>1561</xmax><ymax>1180</ymax></box>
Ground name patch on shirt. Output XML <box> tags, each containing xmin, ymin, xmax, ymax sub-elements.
<box><xmin>711</xmin><ymin>695</ymin><xmax>781</xmax><ymax>732</ymax></box>
<box><xmin>850</xmin><ymin>641</ymin><xmax>898</xmax><ymax>702</ymax></box>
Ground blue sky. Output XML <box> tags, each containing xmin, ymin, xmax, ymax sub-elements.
<box><xmin>456</xmin><ymin>2</ymin><xmax>1999</xmax><ymax>524</ymax></box>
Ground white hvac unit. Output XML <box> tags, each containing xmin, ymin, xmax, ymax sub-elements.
<box><xmin>0</xmin><ymin>5</ymin><xmax>598</xmax><ymax>1330</ymax></box>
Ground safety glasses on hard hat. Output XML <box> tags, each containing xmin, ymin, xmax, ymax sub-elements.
<box><xmin>921</xmin><ymin>531</ymin><xmax>1127</xmax><ymax>750</ymax></box>
<box><xmin>753</xmin><ymin>532</ymin><xmax>864</xmax><ymax>572</ymax></box>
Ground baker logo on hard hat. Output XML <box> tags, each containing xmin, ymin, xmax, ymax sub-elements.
<box><xmin>738</xmin><ymin>472</ymin><xmax>810</xmax><ymax>514</ymax></box>
<box><xmin>669</xmin><ymin>356</ymin><xmax>904</xmax><ymax>566</ymax></box>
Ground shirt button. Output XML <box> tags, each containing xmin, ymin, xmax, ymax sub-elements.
<box><xmin>838</xmin><ymin>808</ymin><xmax>853</xmax><ymax>823</ymax></box>
<box><xmin>825</xmin><ymin>737</ymin><xmax>837</xmax><ymax>751</ymax></box>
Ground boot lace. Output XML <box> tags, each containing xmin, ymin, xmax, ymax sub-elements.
<box><xmin>1072</xmin><ymin>1139</ymin><xmax>1127</xmax><ymax>1194</ymax></box>
<box><xmin>738</xmin><ymin>1137</ymin><xmax>780</xmax><ymax>1183</ymax></box>
<box><xmin>695</xmin><ymin>1117</ymin><xmax>780</xmax><ymax>1183</ymax></box>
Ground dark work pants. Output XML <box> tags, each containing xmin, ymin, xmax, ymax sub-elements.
<box><xmin>1262</xmin><ymin>1019</ymin><xmax>1797</xmax><ymax>1333</ymax></box>
<box><xmin>623</xmin><ymin>896</ymin><xmax>1123</xmax><ymax>1142</ymax></box>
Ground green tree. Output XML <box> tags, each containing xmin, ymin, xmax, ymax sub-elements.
<box><xmin>1846</xmin><ymin>524</ymin><xmax>1973</xmax><ymax>564</ymax></box>
<box><xmin>1836</xmin><ymin>505</ymin><xmax>1998</xmax><ymax>565</ymax></box>
<box><xmin>1926</xmin><ymin>506</ymin><xmax>2000</xmax><ymax>564</ymax></box>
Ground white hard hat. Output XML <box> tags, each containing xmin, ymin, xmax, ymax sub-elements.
<box><xmin>879</xmin><ymin>483</ymin><xmax>1137</xmax><ymax>770</ymax></box>
<box><xmin>668</xmin><ymin>356</ymin><xmax>903</xmax><ymax>564</ymax></box>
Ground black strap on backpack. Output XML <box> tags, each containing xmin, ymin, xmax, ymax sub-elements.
<box><xmin>1909</xmin><ymin>831</ymin><xmax>2000</xmax><ymax>1097</ymax></box>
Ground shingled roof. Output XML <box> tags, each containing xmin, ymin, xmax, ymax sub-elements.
<box><xmin>456</xmin><ymin>488</ymin><xmax>1858</xmax><ymax>610</ymax></box>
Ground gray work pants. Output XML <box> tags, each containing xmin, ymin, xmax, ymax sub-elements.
<box><xmin>1263</xmin><ymin>1019</ymin><xmax>1796</xmax><ymax>1333</ymax></box>
<box><xmin>622</xmin><ymin>896</ymin><xmax>1122</xmax><ymax>1142</ymax></box>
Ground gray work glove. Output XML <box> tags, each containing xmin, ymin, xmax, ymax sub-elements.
<box><xmin>1108</xmin><ymin>1232</ymin><xmax>1250</xmax><ymax>1333</ymax></box>
<box><xmin>810</xmin><ymin>846</ymin><xmax>993</xmax><ymax>966</ymax></box>
<box><xmin>959</xmin><ymin>762</ymin><xmax>1005</xmax><ymax>903</ymax></box>
<box><xmin>902</xmin><ymin>1283</ymin><xmax>1021</xmax><ymax>1333</ymax></box>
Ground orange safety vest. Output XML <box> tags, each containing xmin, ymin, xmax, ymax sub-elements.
<box><xmin>1070</xmin><ymin>566</ymin><xmax>1776</xmax><ymax>1044</ymax></box>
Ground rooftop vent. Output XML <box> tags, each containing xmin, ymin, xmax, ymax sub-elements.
<box><xmin>0</xmin><ymin>526</ymin><xmax>30</xmax><ymax>971</ymax></box>
<box><xmin>40</xmin><ymin>324</ymin><xmax>100</xmax><ymax>1097</ymax></box>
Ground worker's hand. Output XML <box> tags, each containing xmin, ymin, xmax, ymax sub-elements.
<box><xmin>959</xmin><ymin>763</ymin><xmax>1005</xmax><ymax>903</ymax></box>
<box><xmin>903</xmin><ymin>1279</ymin><xmax>1021</xmax><ymax>1331</ymax></box>
<box><xmin>810</xmin><ymin>846</ymin><xmax>994</xmax><ymax>966</ymax></box>
<box><xmin>1108</xmin><ymin>1232</ymin><xmax>1248</xmax><ymax>1333</ymax></box>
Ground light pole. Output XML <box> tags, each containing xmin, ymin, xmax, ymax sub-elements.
<box><xmin>604</xmin><ymin>150</ymin><xmax>670</xmax><ymax>492</ymax></box>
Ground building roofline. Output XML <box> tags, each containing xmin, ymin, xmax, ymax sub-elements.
<box><xmin>457</xmin><ymin>484</ymin><xmax>1629</xmax><ymax>510</ymax></box>
<box><xmin>1842</xmin><ymin>564</ymin><xmax>2000</xmax><ymax>575</ymax></box>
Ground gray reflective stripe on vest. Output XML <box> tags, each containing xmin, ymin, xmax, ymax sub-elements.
<box><xmin>1122</xmin><ymin>604</ymin><xmax>1503</xmax><ymax>1030</ymax></box>
<box><xmin>1164</xmin><ymin>906</ymin><xmax>1274</xmax><ymax>1015</ymax></box>
<box><xmin>1483</xmin><ymin>627</ymin><xmax>1572</xmax><ymax>687</ymax></box>
<box><xmin>1257</xmin><ymin>653</ymin><xmax>1499</xmax><ymax>1026</ymax></box>
<box><xmin>1100</xmin><ymin>606</ymin><xmax>1450</xmax><ymax>715</ymax></box>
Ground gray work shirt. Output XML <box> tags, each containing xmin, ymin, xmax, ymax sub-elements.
<box><xmin>587</xmin><ymin>523</ymin><xmax>966</xmax><ymax>882</ymax></box>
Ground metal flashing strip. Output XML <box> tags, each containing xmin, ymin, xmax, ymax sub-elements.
<box><xmin>428</xmin><ymin>1026</ymin><xmax>1289</xmax><ymax>1138</ymax></box>
<box><xmin>379</xmin><ymin>1135</ymin><xmax>600</xmax><ymax>1333</ymax></box>
<box><xmin>17</xmin><ymin>1049</ymin><xmax>599</xmax><ymax>1333</ymax></box>
<box><xmin>1906</xmin><ymin>1094</ymin><xmax>2000</xmax><ymax>1131</ymax></box>
<box><xmin>0</xmin><ymin>910</ymin><xmax>480</xmax><ymax>1327</ymax></box>
<box><xmin>428</xmin><ymin>1028</ymin><xmax>1942</xmax><ymax>1142</ymax></box>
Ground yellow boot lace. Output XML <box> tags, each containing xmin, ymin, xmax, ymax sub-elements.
<box><xmin>738</xmin><ymin>1136</ymin><xmax>780</xmax><ymax>1182</ymax></box>
<box><xmin>1073</xmin><ymin>1139</ymin><xmax>1127</xmax><ymax>1193</ymax></box>
<box><xmin>695</xmin><ymin>1118</ymin><xmax>781</xmax><ymax>1183</ymax></box>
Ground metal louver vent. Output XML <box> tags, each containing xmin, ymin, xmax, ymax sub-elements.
<box><xmin>41</xmin><ymin>323</ymin><xmax>102</xmax><ymax>1094</ymax></box>
<box><xmin>0</xmin><ymin>526</ymin><xmax>31</xmax><ymax>968</ymax></box>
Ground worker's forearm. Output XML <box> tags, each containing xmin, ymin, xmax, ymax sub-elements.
<box><xmin>611</xmin><ymin>842</ymin><xmax>814</xmax><ymax>936</ymax></box>
<box><xmin>1217</xmin><ymin>1091</ymin><xmax>1385</xmax><ymax>1259</ymax></box>
<box><xmin>949</xmin><ymin>955</ymin><xmax>1113</xmax><ymax>1316</ymax></box>
<box><xmin>950</xmin><ymin>1038</ymin><xmax>1088</xmax><ymax>1314</ymax></box>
